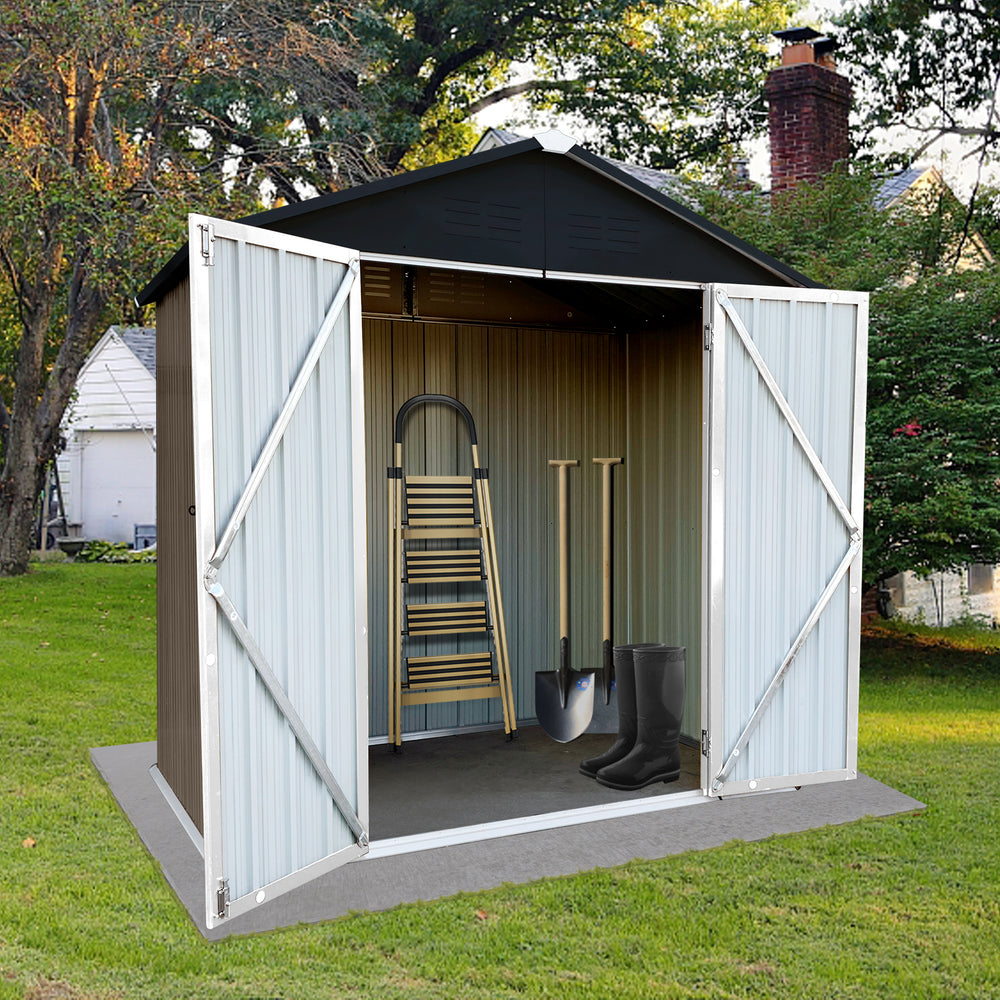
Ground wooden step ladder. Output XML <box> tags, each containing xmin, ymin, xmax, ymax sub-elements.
<box><xmin>387</xmin><ymin>395</ymin><xmax>517</xmax><ymax>749</ymax></box>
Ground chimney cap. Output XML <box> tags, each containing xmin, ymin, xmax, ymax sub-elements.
<box><xmin>773</xmin><ymin>26</ymin><xmax>821</xmax><ymax>44</ymax></box>
<box><xmin>813</xmin><ymin>36</ymin><xmax>838</xmax><ymax>57</ymax></box>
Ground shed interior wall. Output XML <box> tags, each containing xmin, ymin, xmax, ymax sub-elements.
<box><xmin>362</xmin><ymin>276</ymin><xmax>704</xmax><ymax>741</ymax></box>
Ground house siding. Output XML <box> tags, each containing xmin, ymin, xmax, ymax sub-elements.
<box><xmin>57</xmin><ymin>329</ymin><xmax>157</xmax><ymax>536</ymax></box>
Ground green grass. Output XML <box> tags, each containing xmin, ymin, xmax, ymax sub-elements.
<box><xmin>1</xmin><ymin>564</ymin><xmax>999</xmax><ymax>999</ymax></box>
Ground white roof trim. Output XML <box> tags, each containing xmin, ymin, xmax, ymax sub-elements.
<box><xmin>74</xmin><ymin>327</ymin><xmax>118</xmax><ymax>383</ymax></box>
<box><xmin>534</xmin><ymin>129</ymin><xmax>578</xmax><ymax>153</ymax></box>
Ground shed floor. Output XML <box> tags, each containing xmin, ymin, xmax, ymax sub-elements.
<box><xmin>370</xmin><ymin>726</ymin><xmax>700</xmax><ymax>839</ymax></box>
<box><xmin>92</xmin><ymin>735</ymin><xmax>924</xmax><ymax>940</ymax></box>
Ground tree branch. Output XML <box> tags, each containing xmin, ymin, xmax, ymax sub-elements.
<box><xmin>462</xmin><ymin>78</ymin><xmax>577</xmax><ymax>118</ymax></box>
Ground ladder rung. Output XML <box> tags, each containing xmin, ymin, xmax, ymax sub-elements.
<box><xmin>403</xmin><ymin>527</ymin><xmax>482</xmax><ymax>540</ymax></box>
<box><xmin>407</xmin><ymin>513</ymin><xmax>476</xmax><ymax>527</ymax></box>
<box><xmin>405</xmin><ymin>476</ymin><xmax>476</xmax><ymax>527</ymax></box>
<box><xmin>406</xmin><ymin>475</ymin><xmax>472</xmax><ymax>485</ymax></box>
<box><xmin>406</xmin><ymin>601</ymin><xmax>488</xmax><ymax>635</ymax></box>
<box><xmin>406</xmin><ymin>487</ymin><xmax>473</xmax><ymax>499</ymax></box>
<box><xmin>405</xmin><ymin>549</ymin><xmax>483</xmax><ymax>584</ymax></box>
<box><xmin>401</xmin><ymin>684</ymin><xmax>502</xmax><ymax>707</ymax></box>
<box><xmin>405</xmin><ymin>651</ymin><xmax>494</xmax><ymax>689</ymax></box>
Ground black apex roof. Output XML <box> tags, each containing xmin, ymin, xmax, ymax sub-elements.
<box><xmin>138</xmin><ymin>132</ymin><xmax>818</xmax><ymax>306</ymax></box>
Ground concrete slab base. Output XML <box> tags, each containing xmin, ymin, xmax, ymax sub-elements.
<box><xmin>92</xmin><ymin>737</ymin><xmax>924</xmax><ymax>940</ymax></box>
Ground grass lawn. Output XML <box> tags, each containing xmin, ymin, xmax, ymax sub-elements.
<box><xmin>1</xmin><ymin>562</ymin><xmax>999</xmax><ymax>999</ymax></box>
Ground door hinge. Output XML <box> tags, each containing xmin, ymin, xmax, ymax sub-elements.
<box><xmin>216</xmin><ymin>877</ymin><xmax>230</xmax><ymax>919</ymax></box>
<box><xmin>701</xmin><ymin>729</ymin><xmax>711</xmax><ymax>757</ymax></box>
<box><xmin>703</xmin><ymin>323</ymin><xmax>713</xmax><ymax>351</ymax></box>
<box><xmin>200</xmin><ymin>223</ymin><xmax>216</xmax><ymax>266</ymax></box>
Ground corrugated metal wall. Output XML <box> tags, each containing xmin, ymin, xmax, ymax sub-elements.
<box><xmin>363</xmin><ymin>312</ymin><xmax>703</xmax><ymax>740</ymax></box>
<box><xmin>205</xmin><ymin>236</ymin><xmax>362</xmax><ymax>902</ymax></box>
<box><xmin>626</xmin><ymin>324</ymin><xmax>704</xmax><ymax>738</ymax></box>
<box><xmin>719</xmin><ymin>293</ymin><xmax>859</xmax><ymax>784</ymax></box>
<box><xmin>155</xmin><ymin>276</ymin><xmax>202</xmax><ymax>833</ymax></box>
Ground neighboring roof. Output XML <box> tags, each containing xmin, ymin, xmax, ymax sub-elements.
<box><xmin>116</xmin><ymin>327</ymin><xmax>156</xmax><ymax>378</ymax></box>
<box><xmin>139</xmin><ymin>131</ymin><xmax>819</xmax><ymax>305</ymax></box>
<box><xmin>63</xmin><ymin>326</ymin><xmax>157</xmax><ymax>433</ymax></box>
<box><xmin>875</xmin><ymin>166</ymin><xmax>930</xmax><ymax>210</ymax></box>
<box><xmin>77</xmin><ymin>326</ymin><xmax>156</xmax><ymax>382</ymax></box>
<box><xmin>471</xmin><ymin>127</ymin><xmax>524</xmax><ymax>151</ymax></box>
<box><xmin>874</xmin><ymin>164</ymin><xmax>994</xmax><ymax>267</ymax></box>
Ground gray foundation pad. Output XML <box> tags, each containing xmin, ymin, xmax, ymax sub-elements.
<box><xmin>91</xmin><ymin>739</ymin><xmax>923</xmax><ymax>940</ymax></box>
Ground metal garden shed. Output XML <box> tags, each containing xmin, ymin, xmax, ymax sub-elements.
<box><xmin>139</xmin><ymin>131</ymin><xmax>869</xmax><ymax>931</ymax></box>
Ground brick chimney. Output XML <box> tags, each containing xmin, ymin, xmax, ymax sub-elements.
<box><xmin>765</xmin><ymin>29</ymin><xmax>852</xmax><ymax>193</ymax></box>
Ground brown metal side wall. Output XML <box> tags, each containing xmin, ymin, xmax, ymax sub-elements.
<box><xmin>155</xmin><ymin>275</ymin><xmax>203</xmax><ymax>833</ymax></box>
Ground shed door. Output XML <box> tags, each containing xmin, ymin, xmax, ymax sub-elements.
<box><xmin>704</xmin><ymin>284</ymin><xmax>868</xmax><ymax>797</ymax></box>
<box><xmin>188</xmin><ymin>215</ymin><xmax>368</xmax><ymax>929</ymax></box>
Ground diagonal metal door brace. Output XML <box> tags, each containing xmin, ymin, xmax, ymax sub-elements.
<box><xmin>712</xmin><ymin>290</ymin><xmax>862</xmax><ymax>792</ymax></box>
<box><xmin>203</xmin><ymin>258</ymin><xmax>367</xmax><ymax>846</ymax></box>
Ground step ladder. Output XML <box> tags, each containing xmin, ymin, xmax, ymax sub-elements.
<box><xmin>387</xmin><ymin>394</ymin><xmax>517</xmax><ymax>749</ymax></box>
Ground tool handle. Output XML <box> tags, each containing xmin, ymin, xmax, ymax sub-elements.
<box><xmin>593</xmin><ymin>458</ymin><xmax>623</xmax><ymax>644</ymax></box>
<box><xmin>549</xmin><ymin>459</ymin><xmax>578</xmax><ymax>660</ymax></box>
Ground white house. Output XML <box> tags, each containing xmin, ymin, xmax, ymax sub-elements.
<box><xmin>57</xmin><ymin>326</ymin><xmax>156</xmax><ymax>546</ymax></box>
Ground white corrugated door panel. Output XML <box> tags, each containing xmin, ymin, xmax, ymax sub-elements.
<box><xmin>188</xmin><ymin>215</ymin><xmax>369</xmax><ymax>929</ymax></box>
<box><xmin>704</xmin><ymin>284</ymin><xmax>868</xmax><ymax>797</ymax></box>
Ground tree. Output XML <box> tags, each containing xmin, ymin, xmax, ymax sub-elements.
<box><xmin>691</xmin><ymin>168</ymin><xmax>1000</xmax><ymax>581</ymax></box>
<box><xmin>375</xmin><ymin>0</ymin><xmax>797</xmax><ymax>174</ymax></box>
<box><xmin>834</xmin><ymin>2</ymin><xmax>1000</xmax><ymax>310</ymax></box>
<box><xmin>166</xmin><ymin>0</ymin><xmax>798</xmax><ymax>188</ymax></box>
<box><xmin>0</xmin><ymin>0</ymin><xmax>372</xmax><ymax>575</ymax></box>
<box><xmin>865</xmin><ymin>269</ymin><xmax>1000</xmax><ymax>579</ymax></box>
<box><xmin>837</xmin><ymin>2</ymin><xmax>1000</xmax><ymax>169</ymax></box>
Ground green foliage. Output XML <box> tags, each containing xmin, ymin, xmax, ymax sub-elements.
<box><xmin>77</xmin><ymin>540</ymin><xmax>156</xmax><ymax>564</ymax></box>
<box><xmin>690</xmin><ymin>169</ymin><xmax>1000</xmax><ymax>581</ymax></box>
<box><xmin>1</xmin><ymin>565</ymin><xmax>1000</xmax><ymax>998</ymax></box>
<box><xmin>693</xmin><ymin>167</ymin><xmax>940</xmax><ymax>290</ymax></box>
<box><xmin>866</xmin><ymin>268</ymin><xmax>1000</xmax><ymax>577</ymax></box>
<box><xmin>970</xmin><ymin>185</ymin><xmax>1000</xmax><ymax>258</ymax></box>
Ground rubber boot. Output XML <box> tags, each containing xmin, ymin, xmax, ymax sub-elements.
<box><xmin>579</xmin><ymin>643</ymin><xmax>664</xmax><ymax>778</ymax></box>
<box><xmin>595</xmin><ymin>646</ymin><xmax>685</xmax><ymax>790</ymax></box>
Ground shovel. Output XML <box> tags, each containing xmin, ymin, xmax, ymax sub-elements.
<box><xmin>536</xmin><ymin>459</ymin><xmax>595</xmax><ymax>743</ymax></box>
<box><xmin>586</xmin><ymin>457</ymin><xmax>623</xmax><ymax>734</ymax></box>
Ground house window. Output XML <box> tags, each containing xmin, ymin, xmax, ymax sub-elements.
<box><xmin>968</xmin><ymin>564</ymin><xmax>996</xmax><ymax>596</ymax></box>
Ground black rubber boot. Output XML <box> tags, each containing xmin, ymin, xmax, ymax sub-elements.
<box><xmin>579</xmin><ymin>643</ymin><xmax>664</xmax><ymax>778</ymax></box>
<box><xmin>595</xmin><ymin>646</ymin><xmax>686</xmax><ymax>790</ymax></box>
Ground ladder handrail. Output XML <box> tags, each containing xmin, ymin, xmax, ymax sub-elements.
<box><xmin>394</xmin><ymin>394</ymin><xmax>478</xmax><ymax>447</ymax></box>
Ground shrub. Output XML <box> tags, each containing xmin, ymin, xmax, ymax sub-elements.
<box><xmin>78</xmin><ymin>540</ymin><xmax>157</xmax><ymax>563</ymax></box>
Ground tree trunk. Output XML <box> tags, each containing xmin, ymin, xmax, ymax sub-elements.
<box><xmin>0</xmin><ymin>283</ymin><xmax>51</xmax><ymax>575</ymax></box>
<box><xmin>0</xmin><ymin>268</ymin><xmax>105</xmax><ymax>576</ymax></box>
<box><xmin>0</xmin><ymin>411</ymin><xmax>45</xmax><ymax>576</ymax></box>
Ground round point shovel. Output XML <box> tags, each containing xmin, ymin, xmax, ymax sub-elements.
<box><xmin>536</xmin><ymin>459</ymin><xmax>595</xmax><ymax>743</ymax></box>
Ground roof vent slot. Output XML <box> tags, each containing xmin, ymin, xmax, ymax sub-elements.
<box><xmin>442</xmin><ymin>198</ymin><xmax>523</xmax><ymax>245</ymax></box>
<box><xmin>567</xmin><ymin>213</ymin><xmax>641</xmax><ymax>255</ymax></box>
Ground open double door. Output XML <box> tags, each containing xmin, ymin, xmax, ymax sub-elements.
<box><xmin>185</xmin><ymin>216</ymin><xmax>866</xmax><ymax>929</ymax></box>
